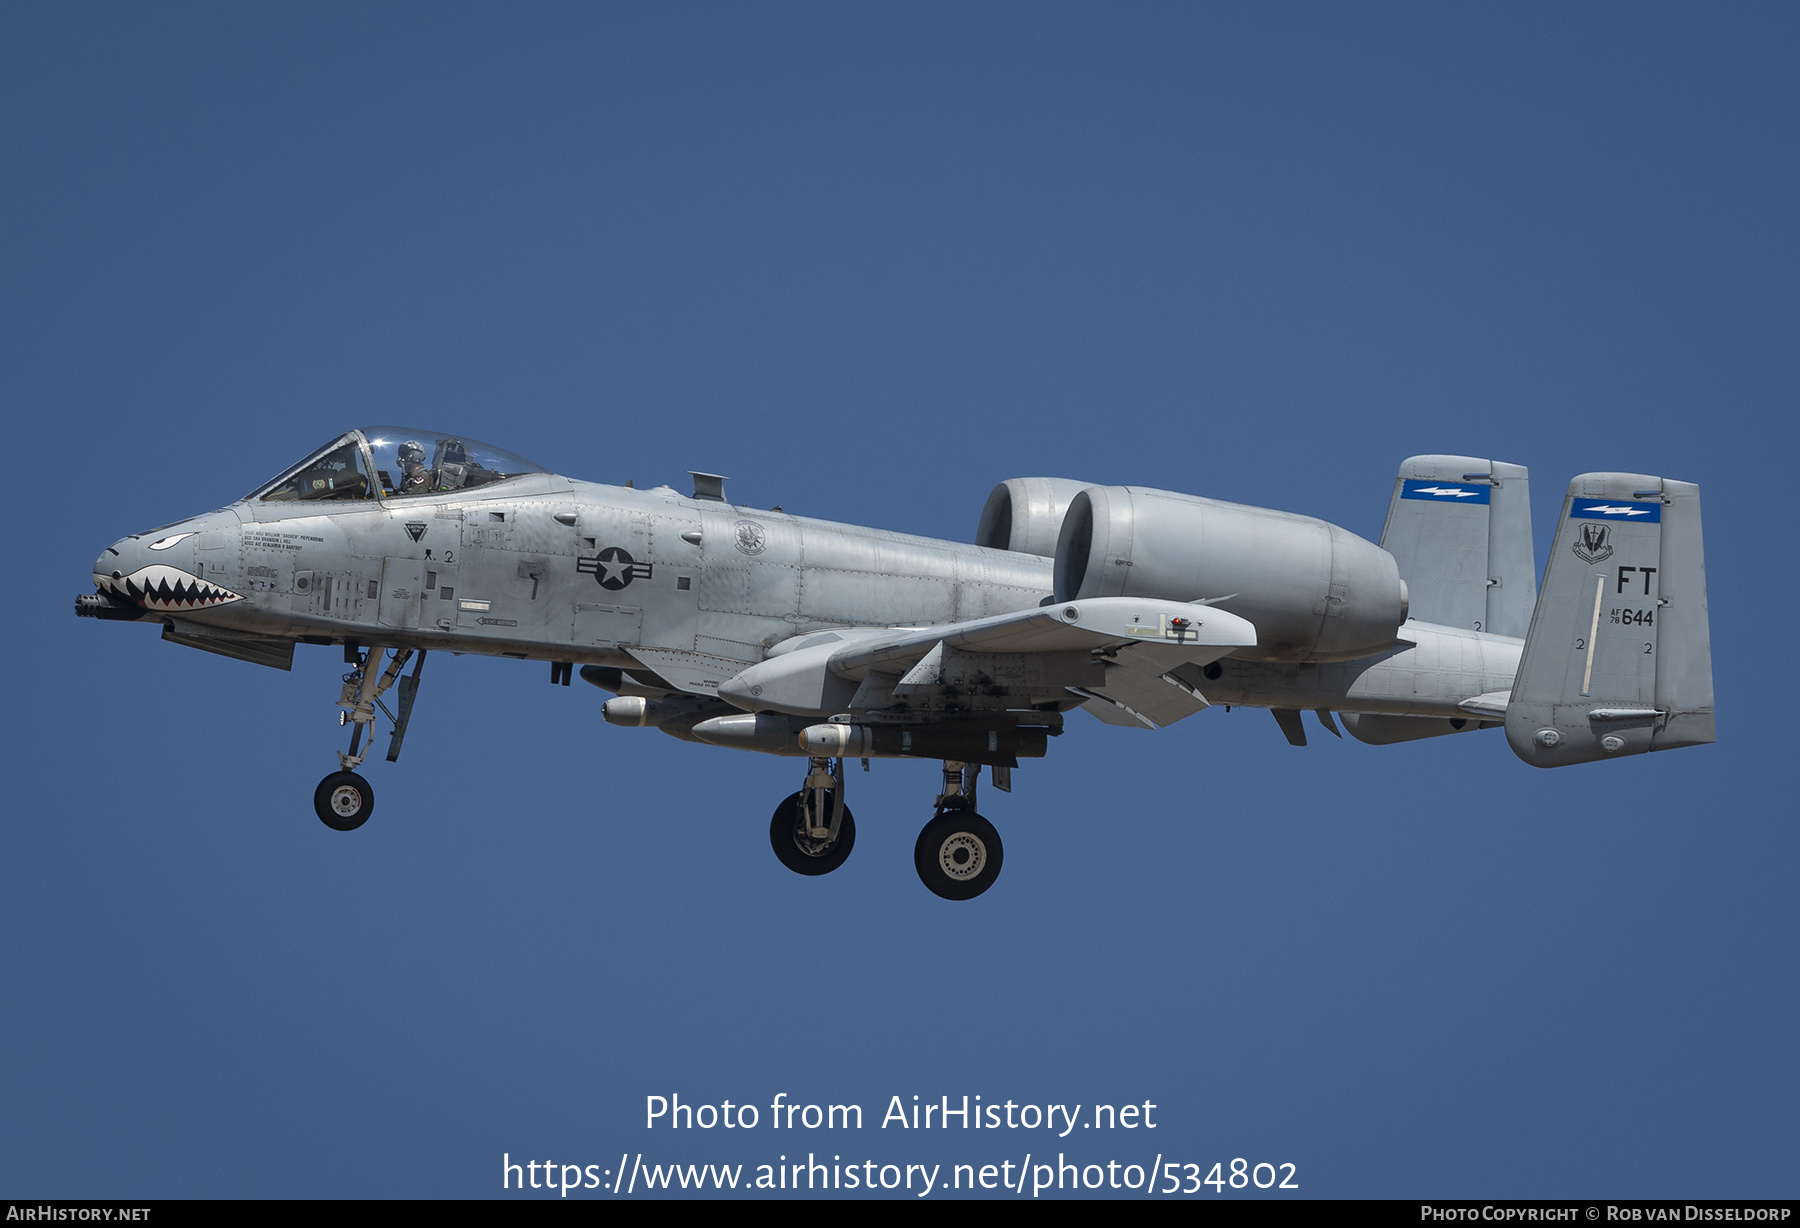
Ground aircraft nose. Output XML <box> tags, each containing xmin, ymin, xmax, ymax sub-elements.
<box><xmin>85</xmin><ymin>520</ymin><xmax>245</xmax><ymax>615</ymax></box>
<box><xmin>93</xmin><ymin>536</ymin><xmax>137</xmax><ymax>587</ymax></box>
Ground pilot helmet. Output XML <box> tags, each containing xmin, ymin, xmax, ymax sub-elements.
<box><xmin>398</xmin><ymin>440</ymin><xmax>426</xmax><ymax>467</ymax></box>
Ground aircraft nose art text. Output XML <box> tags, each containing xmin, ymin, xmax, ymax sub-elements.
<box><xmin>95</xmin><ymin>564</ymin><xmax>243</xmax><ymax>612</ymax></box>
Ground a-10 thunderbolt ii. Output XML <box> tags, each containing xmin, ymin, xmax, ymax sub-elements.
<box><xmin>77</xmin><ymin>428</ymin><xmax>1714</xmax><ymax>900</ymax></box>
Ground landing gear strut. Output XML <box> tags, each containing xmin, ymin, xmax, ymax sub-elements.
<box><xmin>914</xmin><ymin>760</ymin><xmax>1004</xmax><ymax>900</ymax></box>
<box><xmin>769</xmin><ymin>756</ymin><xmax>856</xmax><ymax>875</ymax></box>
<box><xmin>312</xmin><ymin>646</ymin><xmax>424</xmax><ymax>832</ymax></box>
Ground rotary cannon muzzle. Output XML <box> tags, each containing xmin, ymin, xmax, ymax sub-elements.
<box><xmin>74</xmin><ymin>592</ymin><xmax>142</xmax><ymax>621</ymax></box>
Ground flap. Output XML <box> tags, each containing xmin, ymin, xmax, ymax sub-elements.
<box><xmin>1072</xmin><ymin>647</ymin><xmax>1213</xmax><ymax>729</ymax></box>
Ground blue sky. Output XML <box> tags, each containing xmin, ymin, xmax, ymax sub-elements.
<box><xmin>3</xmin><ymin>2</ymin><xmax>1795</xmax><ymax>1198</ymax></box>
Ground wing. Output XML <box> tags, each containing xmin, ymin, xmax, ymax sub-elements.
<box><xmin>716</xmin><ymin>596</ymin><xmax>1257</xmax><ymax>723</ymax></box>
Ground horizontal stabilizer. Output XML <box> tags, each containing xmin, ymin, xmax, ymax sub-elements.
<box><xmin>1505</xmin><ymin>473</ymin><xmax>1714</xmax><ymax>766</ymax></box>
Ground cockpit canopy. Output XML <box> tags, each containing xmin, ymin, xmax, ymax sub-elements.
<box><xmin>251</xmin><ymin>428</ymin><xmax>549</xmax><ymax>503</ymax></box>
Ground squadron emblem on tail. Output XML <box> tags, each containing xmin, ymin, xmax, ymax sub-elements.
<box><xmin>1572</xmin><ymin>522</ymin><xmax>1614</xmax><ymax>563</ymax></box>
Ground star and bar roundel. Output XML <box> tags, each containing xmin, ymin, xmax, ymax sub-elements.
<box><xmin>577</xmin><ymin>547</ymin><xmax>654</xmax><ymax>591</ymax></box>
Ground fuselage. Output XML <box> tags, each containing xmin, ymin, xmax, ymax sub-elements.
<box><xmin>97</xmin><ymin>472</ymin><xmax>1054</xmax><ymax>668</ymax></box>
<box><xmin>91</xmin><ymin>446</ymin><xmax>1520</xmax><ymax>731</ymax></box>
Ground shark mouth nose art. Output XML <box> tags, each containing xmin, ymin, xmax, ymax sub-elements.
<box><xmin>94</xmin><ymin>564</ymin><xmax>243</xmax><ymax>612</ymax></box>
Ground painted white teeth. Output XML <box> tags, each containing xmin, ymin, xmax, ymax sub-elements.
<box><xmin>103</xmin><ymin>564</ymin><xmax>243</xmax><ymax>611</ymax></box>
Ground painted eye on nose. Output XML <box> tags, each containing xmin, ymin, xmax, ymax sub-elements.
<box><xmin>149</xmin><ymin>532</ymin><xmax>198</xmax><ymax>550</ymax></box>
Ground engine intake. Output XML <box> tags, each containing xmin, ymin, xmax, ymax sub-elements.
<box><xmin>1053</xmin><ymin>485</ymin><xmax>1407</xmax><ymax>662</ymax></box>
<box><xmin>976</xmin><ymin>477</ymin><xmax>1094</xmax><ymax>558</ymax></box>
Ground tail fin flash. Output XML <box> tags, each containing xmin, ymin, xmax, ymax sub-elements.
<box><xmin>1505</xmin><ymin>473</ymin><xmax>1714</xmax><ymax>767</ymax></box>
<box><xmin>1380</xmin><ymin>455</ymin><xmax>1535</xmax><ymax>637</ymax></box>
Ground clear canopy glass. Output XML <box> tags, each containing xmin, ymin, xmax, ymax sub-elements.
<box><xmin>249</xmin><ymin>429</ymin><xmax>549</xmax><ymax>503</ymax></box>
<box><xmin>254</xmin><ymin>435</ymin><xmax>374</xmax><ymax>503</ymax></box>
<box><xmin>361</xmin><ymin>427</ymin><xmax>547</xmax><ymax>499</ymax></box>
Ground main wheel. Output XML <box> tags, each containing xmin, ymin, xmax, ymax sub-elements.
<box><xmin>769</xmin><ymin>790</ymin><xmax>856</xmax><ymax>876</ymax></box>
<box><xmin>314</xmin><ymin>771</ymin><xmax>374</xmax><ymax>831</ymax></box>
<box><xmin>914</xmin><ymin>809</ymin><xmax>1003</xmax><ymax>900</ymax></box>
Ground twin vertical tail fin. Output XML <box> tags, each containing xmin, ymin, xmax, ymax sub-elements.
<box><xmin>1380</xmin><ymin>455</ymin><xmax>1536</xmax><ymax>637</ymax></box>
<box><xmin>1505</xmin><ymin>474</ymin><xmax>1714</xmax><ymax>767</ymax></box>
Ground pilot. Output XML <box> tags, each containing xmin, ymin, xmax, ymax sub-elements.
<box><xmin>396</xmin><ymin>440</ymin><xmax>431</xmax><ymax>496</ymax></box>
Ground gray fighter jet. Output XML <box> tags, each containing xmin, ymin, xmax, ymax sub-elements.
<box><xmin>78</xmin><ymin>429</ymin><xmax>1714</xmax><ymax>899</ymax></box>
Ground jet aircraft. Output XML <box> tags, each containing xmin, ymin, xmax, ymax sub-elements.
<box><xmin>79</xmin><ymin>430</ymin><xmax>1714</xmax><ymax>900</ymax></box>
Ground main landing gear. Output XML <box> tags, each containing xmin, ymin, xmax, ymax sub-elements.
<box><xmin>764</xmin><ymin>755</ymin><xmax>1006</xmax><ymax>900</ymax></box>
<box><xmin>914</xmin><ymin>761</ymin><xmax>1004</xmax><ymax>901</ymax></box>
<box><xmin>312</xmin><ymin>645</ymin><xmax>426</xmax><ymax>832</ymax></box>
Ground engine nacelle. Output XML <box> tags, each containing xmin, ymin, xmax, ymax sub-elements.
<box><xmin>977</xmin><ymin>477</ymin><xmax>1094</xmax><ymax>558</ymax></box>
<box><xmin>1053</xmin><ymin>485</ymin><xmax>1407</xmax><ymax>662</ymax></box>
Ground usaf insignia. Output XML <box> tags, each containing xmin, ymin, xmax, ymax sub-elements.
<box><xmin>578</xmin><ymin>546</ymin><xmax>654</xmax><ymax>591</ymax></box>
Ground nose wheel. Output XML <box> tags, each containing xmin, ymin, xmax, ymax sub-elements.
<box><xmin>314</xmin><ymin>771</ymin><xmax>374</xmax><ymax>831</ymax></box>
<box><xmin>312</xmin><ymin>646</ymin><xmax>425</xmax><ymax>831</ymax></box>
<box><xmin>769</xmin><ymin>789</ymin><xmax>857</xmax><ymax>875</ymax></box>
<box><xmin>769</xmin><ymin>756</ymin><xmax>856</xmax><ymax>875</ymax></box>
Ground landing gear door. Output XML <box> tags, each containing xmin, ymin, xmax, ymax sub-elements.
<box><xmin>379</xmin><ymin>558</ymin><xmax>427</xmax><ymax>630</ymax></box>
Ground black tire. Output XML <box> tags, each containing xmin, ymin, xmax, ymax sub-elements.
<box><xmin>314</xmin><ymin>771</ymin><xmax>374</xmax><ymax>831</ymax></box>
<box><xmin>914</xmin><ymin>809</ymin><xmax>1003</xmax><ymax>900</ymax></box>
<box><xmin>769</xmin><ymin>790</ymin><xmax>856</xmax><ymax>876</ymax></box>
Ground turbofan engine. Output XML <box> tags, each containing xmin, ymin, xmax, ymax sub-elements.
<box><xmin>976</xmin><ymin>477</ymin><xmax>1094</xmax><ymax>558</ymax></box>
<box><xmin>1053</xmin><ymin>485</ymin><xmax>1408</xmax><ymax>662</ymax></box>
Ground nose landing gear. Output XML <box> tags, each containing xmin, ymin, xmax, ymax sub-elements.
<box><xmin>769</xmin><ymin>756</ymin><xmax>857</xmax><ymax>875</ymax></box>
<box><xmin>311</xmin><ymin>646</ymin><xmax>424</xmax><ymax>831</ymax></box>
